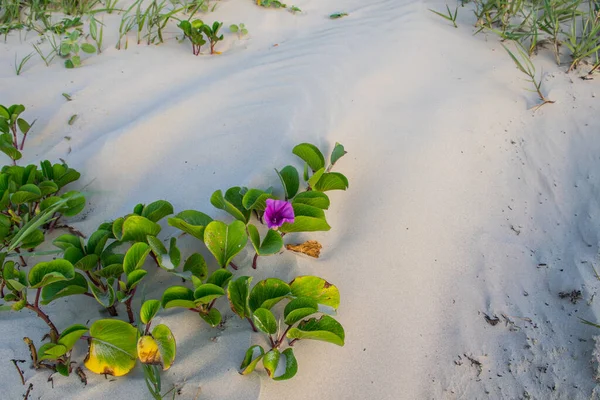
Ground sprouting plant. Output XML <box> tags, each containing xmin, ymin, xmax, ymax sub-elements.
<box><xmin>89</xmin><ymin>16</ymin><xmax>104</xmax><ymax>53</ymax></box>
<box><xmin>178</xmin><ymin>19</ymin><xmax>206</xmax><ymax>55</ymax></box>
<box><xmin>329</xmin><ymin>12</ymin><xmax>349</xmax><ymax>19</ymax></box>
<box><xmin>32</xmin><ymin>42</ymin><xmax>57</xmax><ymax>67</ymax></box>
<box><xmin>202</xmin><ymin>21</ymin><xmax>224</xmax><ymax>54</ymax></box>
<box><xmin>61</xmin><ymin>0</ymin><xmax>101</xmax><ymax>16</ymax></box>
<box><xmin>60</xmin><ymin>30</ymin><xmax>96</xmax><ymax>68</ymax></box>
<box><xmin>428</xmin><ymin>5</ymin><xmax>458</xmax><ymax>28</ymax></box>
<box><xmin>14</xmin><ymin>52</ymin><xmax>34</xmax><ymax>76</ymax></box>
<box><xmin>103</xmin><ymin>0</ymin><xmax>120</xmax><ymax>13</ymax></box>
<box><xmin>228</xmin><ymin>275</ymin><xmax>344</xmax><ymax>380</ymax></box>
<box><xmin>145</xmin><ymin>0</ymin><xmax>182</xmax><ymax>45</ymax></box>
<box><xmin>563</xmin><ymin>11</ymin><xmax>600</xmax><ymax>72</ymax></box>
<box><xmin>0</xmin><ymin>104</ymin><xmax>35</xmax><ymax>154</ymax></box>
<box><xmin>503</xmin><ymin>43</ymin><xmax>554</xmax><ymax>110</ymax></box>
<box><xmin>289</xmin><ymin>5</ymin><xmax>301</xmax><ymax>13</ymax></box>
<box><xmin>230</xmin><ymin>23</ymin><xmax>248</xmax><ymax>39</ymax></box>
<box><xmin>50</xmin><ymin>17</ymin><xmax>83</xmax><ymax>34</ymax></box>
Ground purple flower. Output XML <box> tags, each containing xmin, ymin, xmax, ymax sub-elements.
<box><xmin>264</xmin><ymin>199</ymin><xmax>294</xmax><ymax>230</ymax></box>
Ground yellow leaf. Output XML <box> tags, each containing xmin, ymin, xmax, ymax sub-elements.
<box><xmin>137</xmin><ymin>336</ymin><xmax>162</xmax><ymax>366</ymax></box>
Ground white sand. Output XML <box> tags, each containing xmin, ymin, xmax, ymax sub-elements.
<box><xmin>1</xmin><ymin>0</ymin><xmax>600</xmax><ymax>398</ymax></box>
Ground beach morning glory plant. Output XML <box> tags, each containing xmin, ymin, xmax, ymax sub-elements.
<box><xmin>264</xmin><ymin>199</ymin><xmax>294</xmax><ymax>229</ymax></box>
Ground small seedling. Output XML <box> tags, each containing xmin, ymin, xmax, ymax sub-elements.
<box><xmin>428</xmin><ymin>5</ymin><xmax>458</xmax><ymax>28</ymax></box>
<box><xmin>329</xmin><ymin>12</ymin><xmax>348</xmax><ymax>19</ymax></box>
<box><xmin>62</xmin><ymin>93</ymin><xmax>72</xmax><ymax>101</ymax></box>
<box><xmin>257</xmin><ymin>0</ymin><xmax>287</xmax><ymax>8</ymax></box>
<box><xmin>68</xmin><ymin>115</ymin><xmax>78</xmax><ymax>125</ymax></box>
<box><xmin>230</xmin><ymin>23</ymin><xmax>248</xmax><ymax>39</ymax></box>
<box><xmin>60</xmin><ymin>30</ymin><xmax>96</xmax><ymax>68</ymax></box>
<box><xmin>503</xmin><ymin>43</ymin><xmax>554</xmax><ymax>110</ymax></box>
<box><xmin>289</xmin><ymin>5</ymin><xmax>302</xmax><ymax>13</ymax></box>
<box><xmin>89</xmin><ymin>16</ymin><xmax>104</xmax><ymax>54</ymax></box>
<box><xmin>202</xmin><ymin>21</ymin><xmax>224</xmax><ymax>54</ymax></box>
<box><xmin>178</xmin><ymin>19</ymin><xmax>207</xmax><ymax>55</ymax></box>
<box><xmin>14</xmin><ymin>52</ymin><xmax>34</xmax><ymax>76</ymax></box>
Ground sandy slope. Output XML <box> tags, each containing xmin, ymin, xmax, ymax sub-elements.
<box><xmin>1</xmin><ymin>0</ymin><xmax>600</xmax><ymax>398</ymax></box>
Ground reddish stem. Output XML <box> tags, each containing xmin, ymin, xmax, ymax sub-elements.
<box><xmin>276</xmin><ymin>325</ymin><xmax>292</xmax><ymax>347</ymax></box>
<box><xmin>229</xmin><ymin>261</ymin><xmax>238</xmax><ymax>270</ymax></box>
<box><xmin>25</xmin><ymin>304</ymin><xmax>59</xmax><ymax>343</ymax></box>
<box><xmin>252</xmin><ymin>253</ymin><xmax>259</xmax><ymax>270</ymax></box>
<box><xmin>125</xmin><ymin>288</ymin><xmax>137</xmax><ymax>324</ymax></box>
<box><xmin>288</xmin><ymin>338</ymin><xmax>299</xmax><ymax>347</ymax></box>
<box><xmin>246</xmin><ymin>317</ymin><xmax>258</xmax><ymax>332</ymax></box>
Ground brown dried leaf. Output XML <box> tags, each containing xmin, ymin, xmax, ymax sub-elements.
<box><xmin>286</xmin><ymin>240</ymin><xmax>322</xmax><ymax>258</ymax></box>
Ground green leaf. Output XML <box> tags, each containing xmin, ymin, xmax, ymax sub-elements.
<box><xmin>120</xmin><ymin>216</ymin><xmax>161</xmax><ymax>242</ymax></box>
<box><xmin>20</xmin><ymin>229</ymin><xmax>45</xmax><ymax>249</ymax></box>
<box><xmin>284</xmin><ymin>297</ymin><xmax>318</xmax><ymax>325</ymax></box>
<box><xmin>292</xmin><ymin>191</ymin><xmax>330</xmax><ymax>209</ymax></box>
<box><xmin>273</xmin><ymin>348</ymin><xmax>298</xmax><ymax>381</ymax></box>
<box><xmin>286</xmin><ymin>315</ymin><xmax>345</xmax><ymax>346</ymax></box>
<box><xmin>28</xmin><ymin>259</ymin><xmax>75</xmax><ymax>288</ymax></box>
<box><xmin>81</xmin><ymin>43</ymin><xmax>96</xmax><ymax>53</ymax></box>
<box><xmin>239</xmin><ymin>345</ymin><xmax>264</xmax><ymax>375</ymax></box>
<box><xmin>313</xmin><ymin>172</ymin><xmax>349</xmax><ymax>191</ymax></box>
<box><xmin>280</xmin><ymin>203</ymin><xmax>331</xmax><ymax>233</ymax></box>
<box><xmin>330</xmin><ymin>142</ymin><xmax>347</xmax><ymax>166</ymax></box>
<box><xmin>38</xmin><ymin>181</ymin><xmax>59</xmax><ymax>196</ymax></box>
<box><xmin>242</xmin><ymin>188</ymin><xmax>274</xmax><ymax>211</ymax></box>
<box><xmin>89</xmin><ymin>280</ymin><xmax>116</xmax><ymax>307</ymax></box>
<box><xmin>290</xmin><ymin>275</ymin><xmax>340</xmax><ymax>309</ymax></box>
<box><xmin>112</xmin><ymin>217</ymin><xmax>124</xmax><ymax>241</ymax></box>
<box><xmin>199</xmin><ymin>307</ymin><xmax>221</xmax><ymax>327</ymax></box>
<box><xmin>168</xmin><ymin>238</ymin><xmax>181</xmax><ymax>269</ymax></box>
<box><xmin>140</xmin><ymin>299</ymin><xmax>161</xmax><ymax>324</ymax></box>
<box><xmin>85</xmin><ymin>319</ymin><xmax>138</xmax><ymax>376</ymax></box>
<box><xmin>262</xmin><ymin>349</ymin><xmax>280</xmax><ymax>378</ymax></box>
<box><xmin>230</xmin><ymin>24</ymin><xmax>239</xmax><ymax>32</ymax></box>
<box><xmin>276</xmin><ymin>166</ymin><xmax>299</xmax><ymax>199</ymax></box>
<box><xmin>252</xmin><ymin>308</ymin><xmax>277</xmax><ymax>334</ymax></box>
<box><xmin>167</xmin><ymin>210</ymin><xmax>213</xmax><ymax>241</ymax></box>
<box><xmin>227</xmin><ymin>276</ymin><xmax>252</xmax><ymax>319</ymax></box>
<box><xmin>16</xmin><ymin>118</ymin><xmax>31</xmax><ymax>135</ymax></box>
<box><xmin>126</xmin><ymin>269</ymin><xmax>147</xmax><ymax>290</ymax></box>
<box><xmin>0</xmin><ymin>136</ymin><xmax>22</xmax><ymax>161</ymax></box>
<box><xmin>203</xmin><ymin>220</ymin><xmax>248</xmax><ymax>268</ymax></box>
<box><xmin>161</xmin><ymin>286</ymin><xmax>196</xmax><ymax>309</ymax></box>
<box><xmin>293</xmin><ymin>143</ymin><xmax>325</xmax><ymax>172</ymax></box>
<box><xmin>86</xmin><ymin>230</ymin><xmax>111</xmax><ymax>256</ymax></box>
<box><xmin>58</xmin><ymin>324</ymin><xmax>88</xmax><ymax>351</ymax></box>
<box><xmin>183</xmin><ymin>253</ymin><xmax>207</xmax><ymax>284</ymax></box>
<box><xmin>307</xmin><ymin>167</ymin><xmax>325</xmax><ymax>188</ymax></box>
<box><xmin>96</xmin><ymin>263</ymin><xmax>123</xmax><ymax>279</ymax></box>
<box><xmin>193</xmin><ymin>283</ymin><xmax>225</xmax><ymax>304</ymax></box>
<box><xmin>248</xmin><ymin>278</ymin><xmax>291</xmax><ymax>312</ymax></box>
<box><xmin>210</xmin><ymin>188</ymin><xmax>250</xmax><ymax>223</ymax></box>
<box><xmin>123</xmin><ymin>242</ymin><xmax>151</xmax><ymax>275</ymax></box>
<box><xmin>147</xmin><ymin>236</ymin><xmax>176</xmax><ymax>271</ymax></box>
<box><xmin>141</xmin><ymin>200</ymin><xmax>174</xmax><ymax>222</ymax></box>
<box><xmin>247</xmin><ymin>224</ymin><xmax>283</xmax><ymax>256</ymax></box>
<box><xmin>11</xmin><ymin>184</ymin><xmax>42</xmax><ymax>204</ymax></box>
<box><xmin>152</xmin><ymin>324</ymin><xmax>176</xmax><ymax>370</ymax></box>
<box><xmin>206</xmin><ymin>269</ymin><xmax>233</xmax><ymax>288</ymax></box>
<box><xmin>41</xmin><ymin>272</ymin><xmax>88</xmax><ymax>305</ymax></box>
<box><xmin>38</xmin><ymin>343</ymin><xmax>67</xmax><ymax>361</ymax></box>
<box><xmin>74</xmin><ymin>254</ymin><xmax>99</xmax><ymax>271</ymax></box>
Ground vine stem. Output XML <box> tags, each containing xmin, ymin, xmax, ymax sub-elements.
<box><xmin>246</xmin><ymin>317</ymin><xmax>258</xmax><ymax>332</ymax></box>
<box><xmin>229</xmin><ymin>261</ymin><xmax>239</xmax><ymax>270</ymax></box>
<box><xmin>25</xmin><ymin>303</ymin><xmax>59</xmax><ymax>343</ymax></box>
<box><xmin>125</xmin><ymin>288</ymin><xmax>137</xmax><ymax>324</ymax></box>
<box><xmin>252</xmin><ymin>253</ymin><xmax>259</xmax><ymax>269</ymax></box>
<box><xmin>275</xmin><ymin>325</ymin><xmax>292</xmax><ymax>347</ymax></box>
<box><xmin>288</xmin><ymin>338</ymin><xmax>299</xmax><ymax>347</ymax></box>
